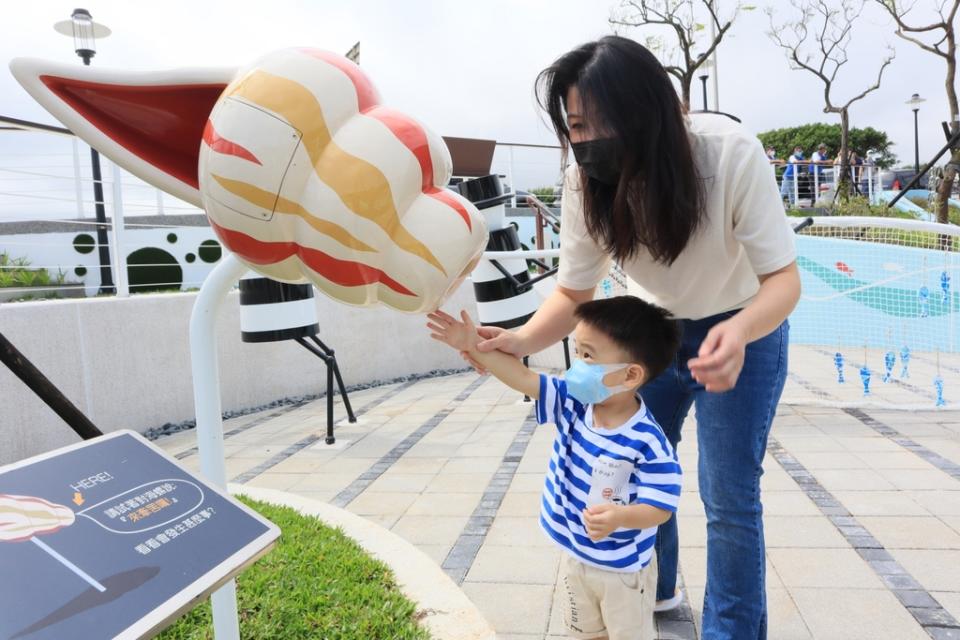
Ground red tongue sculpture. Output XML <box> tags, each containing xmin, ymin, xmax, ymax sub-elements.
<box><xmin>37</xmin><ymin>75</ymin><xmax>226</xmax><ymax>190</ymax></box>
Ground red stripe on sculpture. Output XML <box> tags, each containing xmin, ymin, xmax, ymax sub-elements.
<box><xmin>298</xmin><ymin>49</ymin><xmax>380</xmax><ymax>112</ymax></box>
<box><xmin>210</xmin><ymin>221</ymin><xmax>415</xmax><ymax>296</ymax></box>
<box><xmin>426</xmin><ymin>188</ymin><xmax>473</xmax><ymax>232</ymax></box>
<box><xmin>367</xmin><ymin>107</ymin><xmax>433</xmax><ymax>185</ymax></box>
<box><xmin>202</xmin><ymin>121</ymin><xmax>262</xmax><ymax>165</ymax></box>
<box><xmin>366</xmin><ymin>107</ymin><xmax>472</xmax><ymax>232</ymax></box>
<box><xmin>293</xmin><ymin>55</ymin><xmax>472</xmax><ymax>234</ymax></box>
<box><xmin>39</xmin><ymin>75</ymin><xmax>226</xmax><ymax>189</ymax></box>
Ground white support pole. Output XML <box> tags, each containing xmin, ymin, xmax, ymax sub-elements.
<box><xmin>950</xmin><ymin>252</ymin><xmax>956</xmax><ymax>355</ymax></box>
<box><xmin>507</xmin><ymin>145</ymin><xmax>516</xmax><ymax>208</ymax></box>
<box><xmin>709</xmin><ymin>13</ymin><xmax>720</xmax><ymax>111</ymax></box>
<box><xmin>814</xmin><ymin>167</ymin><xmax>820</xmax><ymax>203</ymax></box>
<box><xmin>794</xmin><ymin>172</ymin><xmax>800</xmax><ymax>206</ymax></box>
<box><xmin>189</xmin><ymin>252</ymin><xmax>247</xmax><ymax>640</ymax></box>
<box><xmin>156</xmin><ymin>189</ymin><xmax>165</xmax><ymax>216</ymax></box>
<box><xmin>72</xmin><ymin>138</ymin><xmax>85</xmax><ymax>219</ymax></box>
<box><xmin>110</xmin><ymin>162</ymin><xmax>130</xmax><ymax>297</ymax></box>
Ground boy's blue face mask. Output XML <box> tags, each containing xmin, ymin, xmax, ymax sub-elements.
<box><xmin>563</xmin><ymin>360</ymin><xmax>631</xmax><ymax>405</ymax></box>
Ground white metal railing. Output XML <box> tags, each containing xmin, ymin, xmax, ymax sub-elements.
<box><xmin>771</xmin><ymin>160</ymin><xmax>883</xmax><ymax>207</ymax></box>
<box><xmin>494</xmin><ymin>142</ymin><xmax>563</xmax><ymax>208</ymax></box>
<box><xmin>0</xmin><ymin>129</ymin><xmax>211</xmax><ymax>301</ymax></box>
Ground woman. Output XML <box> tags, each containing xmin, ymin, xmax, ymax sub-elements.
<box><xmin>470</xmin><ymin>36</ymin><xmax>800</xmax><ymax>639</ymax></box>
<box><xmin>834</xmin><ymin>149</ymin><xmax>863</xmax><ymax>195</ymax></box>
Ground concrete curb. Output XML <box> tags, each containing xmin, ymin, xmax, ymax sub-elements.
<box><xmin>229</xmin><ymin>484</ymin><xmax>496</xmax><ymax>640</ymax></box>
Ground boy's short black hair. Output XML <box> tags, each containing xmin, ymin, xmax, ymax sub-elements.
<box><xmin>573</xmin><ymin>295</ymin><xmax>680</xmax><ymax>384</ymax></box>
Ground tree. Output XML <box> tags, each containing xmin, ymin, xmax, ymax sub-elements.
<box><xmin>609</xmin><ymin>1</ymin><xmax>755</xmax><ymax>108</ymax></box>
<box><xmin>875</xmin><ymin>0</ymin><xmax>960</xmax><ymax>228</ymax></box>
<box><xmin>768</xmin><ymin>0</ymin><xmax>895</xmax><ymax>200</ymax></box>
<box><xmin>758</xmin><ymin>123</ymin><xmax>898</xmax><ymax>167</ymax></box>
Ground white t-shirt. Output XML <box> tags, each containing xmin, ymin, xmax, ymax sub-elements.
<box><xmin>557</xmin><ymin>113</ymin><xmax>797</xmax><ymax>320</ymax></box>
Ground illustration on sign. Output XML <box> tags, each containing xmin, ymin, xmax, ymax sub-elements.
<box><xmin>0</xmin><ymin>431</ymin><xmax>278</xmax><ymax>640</ymax></box>
<box><xmin>0</xmin><ymin>494</ymin><xmax>106</xmax><ymax>593</ymax></box>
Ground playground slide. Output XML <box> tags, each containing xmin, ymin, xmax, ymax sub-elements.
<box><xmin>876</xmin><ymin>189</ymin><xmax>960</xmax><ymax>222</ymax></box>
<box><xmin>905</xmin><ymin>188</ymin><xmax>960</xmax><ymax>210</ymax></box>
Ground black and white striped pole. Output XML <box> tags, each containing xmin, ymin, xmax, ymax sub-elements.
<box><xmin>238</xmin><ymin>274</ymin><xmax>319</xmax><ymax>343</ymax></box>
<box><xmin>459</xmin><ymin>175</ymin><xmax>569</xmax><ymax>399</ymax></box>
<box><xmin>239</xmin><ymin>273</ymin><xmax>355</xmax><ymax>444</ymax></box>
<box><xmin>459</xmin><ymin>175</ymin><xmax>540</xmax><ymax>330</ymax></box>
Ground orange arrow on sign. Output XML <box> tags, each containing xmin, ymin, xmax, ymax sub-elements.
<box><xmin>72</xmin><ymin>492</ymin><xmax>84</xmax><ymax>506</ymax></box>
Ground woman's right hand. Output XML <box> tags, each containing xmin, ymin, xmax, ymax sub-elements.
<box><xmin>460</xmin><ymin>326</ymin><xmax>526</xmax><ymax>374</ymax></box>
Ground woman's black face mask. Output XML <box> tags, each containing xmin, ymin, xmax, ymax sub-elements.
<box><xmin>571</xmin><ymin>138</ymin><xmax>621</xmax><ymax>186</ymax></box>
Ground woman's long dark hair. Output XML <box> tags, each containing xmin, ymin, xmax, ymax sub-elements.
<box><xmin>536</xmin><ymin>36</ymin><xmax>704</xmax><ymax>265</ymax></box>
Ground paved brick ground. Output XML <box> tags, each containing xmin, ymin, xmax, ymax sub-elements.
<box><xmin>158</xmin><ymin>347</ymin><xmax>960</xmax><ymax>639</ymax></box>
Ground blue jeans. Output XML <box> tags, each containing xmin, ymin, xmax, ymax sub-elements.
<box><xmin>779</xmin><ymin>177</ymin><xmax>795</xmax><ymax>204</ymax></box>
<box><xmin>641</xmin><ymin>310</ymin><xmax>789</xmax><ymax>640</ymax></box>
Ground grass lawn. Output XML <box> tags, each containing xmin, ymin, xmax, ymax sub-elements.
<box><xmin>908</xmin><ymin>195</ymin><xmax>960</xmax><ymax>225</ymax></box>
<box><xmin>158</xmin><ymin>497</ymin><xmax>431</xmax><ymax>640</ymax></box>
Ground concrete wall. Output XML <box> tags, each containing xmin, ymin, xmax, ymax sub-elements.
<box><xmin>0</xmin><ymin>282</ymin><xmax>481</xmax><ymax>465</ymax></box>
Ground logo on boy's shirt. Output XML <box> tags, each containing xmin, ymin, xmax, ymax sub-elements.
<box><xmin>587</xmin><ymin>457</ymin><xmax>633</xmax><ymax>507</ymax></box>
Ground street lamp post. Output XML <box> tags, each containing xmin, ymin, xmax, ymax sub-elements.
<box><xmin>54</xmin><ymin>9</ymin><xmax>114</xmax><ymax>294</ymax></box>
<box><xmin>694</xmin><ymin>54</ymin><xmax>714</xmax><ymax>112</ymax></box>
<box><xmin>906</xmin><ymin>93</ymin><xmax>926</xmax><ymax>174</ymax></box>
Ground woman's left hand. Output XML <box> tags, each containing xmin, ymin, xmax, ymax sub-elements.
<box><xmin>687</xmin><ymin>320</ymin><xmax>748</xmax><ymax>392</ymax></box>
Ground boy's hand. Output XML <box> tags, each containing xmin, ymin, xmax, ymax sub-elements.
<box><xmin>427</xmin><ymin>309</ymin><xmax>480</xmax><ymax>353</ymax></box>
<box><xmin>583</xmin><ymin>503</ymin><xmax>623</xmax><ymax>541</ymax></box>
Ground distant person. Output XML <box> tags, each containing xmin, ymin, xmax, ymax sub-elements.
<box><xmin>834</xmin><ymin>150</ymin><xmax>863</xmax><ymax>195</ymax></box>
<box><xmin>860</xmin><ymin>154</ymin><xmax>875</xmax><ymax>195</ymax></box>
<box><xmin>780</xmin><ymin>146</ymin><xmax>805</xmax><ymax>205</ymax></box>
<box><xmin>848</xmin><ymin>151</ymin><xmax>862</xmax><ymax>194</ymax></box>
<box><xmin>766</xmin><ymin>146</ymin><xmax>781</xmax><ymax>184</ymax></box>
<box><xmin>809</xmin><ymin>143</ymin><xmax>830</xmax><ymax>189</ymax></box>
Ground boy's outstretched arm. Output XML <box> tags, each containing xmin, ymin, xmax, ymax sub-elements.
<box><xmin>427</xmin><ymin>310</ymin><xmax>540</xmax><ymax>399</ymax></box>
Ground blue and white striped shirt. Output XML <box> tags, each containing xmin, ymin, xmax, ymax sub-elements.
<box><xmin>536</xmin><ymin>373</ymin><xmax>682</xmax><ymax>573</ymax></box>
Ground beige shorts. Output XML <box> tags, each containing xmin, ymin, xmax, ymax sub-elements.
<box><xmin>559</xmin><ymin>553</ymin><xmax>657</xmax><ymax>640</ymax></box>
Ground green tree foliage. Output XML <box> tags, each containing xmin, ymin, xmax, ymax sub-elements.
<box><xmin>758</xmin><ymin>123</ymin><xmax>897</xmax><ymax>168</ymax></box>
<box><xmin>530</xmin><ymin>186</ymin><xmax>559</xmax><ymax>205</ymax></box>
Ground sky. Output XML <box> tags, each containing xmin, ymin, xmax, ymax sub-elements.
<box><xmin>0</xmin><ymin>0</ymin><xmax>954</xmax><ymax>219</ymax></box>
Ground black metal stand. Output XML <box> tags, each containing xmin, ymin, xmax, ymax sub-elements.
<box><xmin>0</xmin><ymin>331</ymin><xmax>103</xmax><ymax>440</ymax></box>
<box><xmin>89</xmin><ymin>147</ymin><xmax>114</xmax><ymax>295</ymax></box>
<box><xmin>487</xmin><ymin>258</ymin><xmax>558</xmax><ymax>294</ymax></box>
<box><xmin>293</xmin><ymin>336</ymin><xmax>356</xmax><ymax>444</ymax></box>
